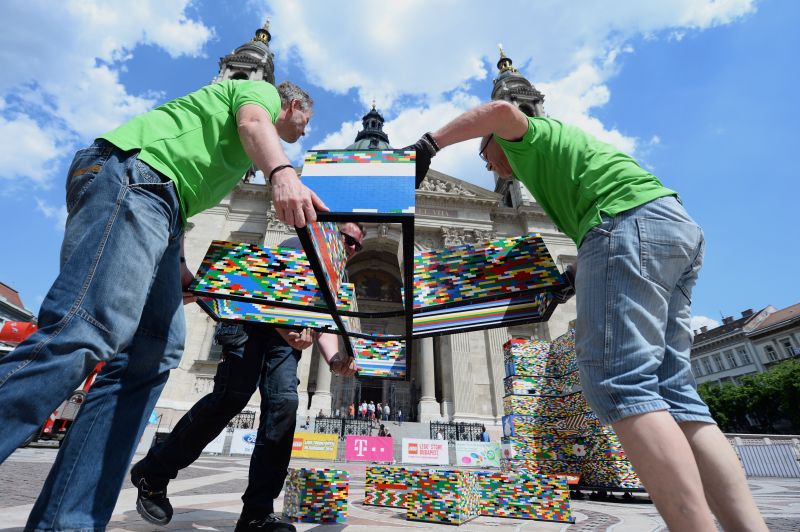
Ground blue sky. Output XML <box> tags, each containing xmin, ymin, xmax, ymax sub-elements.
<box><xmin>0</xmin><ymin>0</ymin><xmax>797</xmax><ymax>330</ymax></box>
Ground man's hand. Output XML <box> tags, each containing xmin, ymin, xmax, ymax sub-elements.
<box><xmin>552</xmin><ymin>265</ymin><xmax>576</xmax><ymax>304</ymax></box>
<box><xmin>181</xmin><ymin>262</ymin><xmax>197</xmax><ymax>305</ymax></box>
<box><xmin>277</xmin><ymin>328</ymin><xmax>316</xmax><ymax>351</ymax></box>
<box><xmin>328</xmin><ymin>353</ymin><xmax>358</xmax><ymax>377</ymax></box>
<box><xmin>404</xmin><ymin>132</ymin><xmax>440</xmax><ymax>188</ymax></box>
<box><xmin>271</xmin><ymin>169</ymin><xmax>328</xmax><ymax>228</ymax></box>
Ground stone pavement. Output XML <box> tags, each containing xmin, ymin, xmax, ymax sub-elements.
<box><xmin>2</xmin><ymin>446</ymin><xmax>799</xmax><ymax>531</ymax></box>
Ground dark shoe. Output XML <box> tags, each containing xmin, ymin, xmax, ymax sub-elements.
<box><xmin>130</xmin><ymin>461</ymin><xmax>173</xmax><ymax>525</ymax></box>
<box><xmin>235</xmin><ymin>512</ymin><xmax>296</xmax><ymax>532</ymax></box>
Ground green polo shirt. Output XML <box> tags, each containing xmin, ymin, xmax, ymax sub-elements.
<box><xmin>101</xmin><ymin>80</ymin><xmax>281</xmax><ymax>223</ymax></box>
<box><xmin>495</xmin><ymin>117</ymin><xmax>677</xmax><ymax>247</ymax></box>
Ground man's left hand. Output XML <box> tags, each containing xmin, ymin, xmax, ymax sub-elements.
<box><xmin>181</xmin><ymin>263</ymin><xmax>197</xmax><ymax>305</ymax></box>
<box><xmin>329</xmin><ymin>353</ymin><xmax>358</xmax><ymax>377</ymax></box>
<box><xmin>281</xmin><ymin>328</ymin><xmax>316</xmax><ymax>350</ymax></box>
<box><xmin>404</xmin><ymin>132</ymin><xmax>440</xmax><ymax>188</ymax></box>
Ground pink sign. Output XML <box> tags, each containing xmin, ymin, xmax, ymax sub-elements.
<box><xmin>345</xmin><ymin>436</ymin><xmax>394</xmax><ymax>462</ymax></box>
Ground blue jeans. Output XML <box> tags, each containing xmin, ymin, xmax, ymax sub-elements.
<box><xmin>575</xmin><ymin>196</ymin><xmax>714</xmax><ymax>426</ymax></box>
<box><xmin>136</xmin><ymin>324</ymin><xmax>300</xmax><ymax>515</ymax></box>
<box><xmin>0</xmin><ymin>139</ymin><xmax>185</xmax><ymax>531</ymax></box>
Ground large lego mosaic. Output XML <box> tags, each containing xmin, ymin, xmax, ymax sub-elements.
<box><xmin>364</xmin><ymin>465</ymin><xmax>418</xmax><ymax>509</ymax></box>
<box><xmin>406</xmin><ymin>469</ymin><xmax>481</xmax><ymax>525</ymax></box>
<box><xmin>283</xmin><ymin>468</ymin><xmax>349</xmax><ymax>523</ymax></box>
<box><xmin>474</xmin><ymin>471</ymin><xmax>573</xmax><ymax>522</ymax></box>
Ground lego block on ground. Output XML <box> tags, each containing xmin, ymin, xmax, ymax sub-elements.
<box><xmin>474</xmin><ymin>471</ymin><xmax>574</xmax><ymax>523</ymax></box>
<box><xmin>407</xmin><ymin>469</ymin><xmax>480</xmax><ymax>525</ymax></box>
<box><xmin>364</xmin><ymin>465</ymin><xmax>418</xmax><ymax>508</ymax></box>
<box><xmin>283</xmin><ymin>468</ymin><xmax>349</xmax><ymax>523</ymax></box>
<box><xmin>581</xmin><ymin>460</ymin><xmax>643</xmax><ymax>490</ymax></box>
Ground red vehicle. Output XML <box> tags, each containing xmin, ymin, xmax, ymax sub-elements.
<box><xmin>1</xmin><ymin>321</ymin><xmax>105</xmax><ymax>446</ymax></box>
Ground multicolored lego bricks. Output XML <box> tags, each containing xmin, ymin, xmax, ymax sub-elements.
<box><xmin>412</xmin><ymin>234</ymin><xmax>561</xmax><ymax>309</ymax></box>
<box><xmin>581</xmin><ymin>460</ymin><xmax>642</xmax><ymax>489</ymax></box>
<box><xmin>504</xmin><ymin>374</ymin><xmax>565</xmax><ymax>396</ymax></box>
<box><xmin>504</xmin><ymin>338</ymin><xmax>551</xmax><ymax>377</ymax></box>
<box><xmin>351</xmin><ymin>338</ymin><xmax>407</xmax><ymax>379</ymax></box>
<box><xmin>304</xmin><ymin>221</ymin><xmax>349</xmax><ymax>309</ymax></box>
<box><xmin>190</xmin><ymin>240</ymin><xmax>327</xmax><ymax>308</ymax></box>
<box><xmin>412</xmin><ymin>292</ymin><xmax>552</xmax><ymax>336</ymax></box>
<box><xmin>364</xmin><ymin>466</ymin><xmax>418</xmax><ymax>509</ymax></box>
<box><xmin>301</xmin><ymin>150</ymin><xmax>415</xmax><ymax>214</ymax></box>
<box><xmin>474</xmin><ymin>471</ymin><xmax>573</xmax><ymax>523</ymax></box>
<box><xmin>283</xmin><ymin>468</ymin><xmax>349</xmax><ymax>523</ymax></box>
<box><xmin>503</xmin><ymin>393</ymin><xmax>593</xmax><ymax>419</ymax></box>
<box><xmin>407</xmin><ymin>469</ymin><xmax>480</xmax><ymax>525</ymax></box>
<box><xmin>199</xmin><ymin>297</ymin><xmax>339</xmax><ymax>330</ymax></box>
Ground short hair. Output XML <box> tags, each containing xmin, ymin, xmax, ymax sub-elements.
<box><xmin>338</xmin><ymin>221</ymin><xmax>367</xmax><ymax>239</ymax></box>
<box><xmin>276</xmin><ymin>81</ymin><xmax>313</xmax><ymax>112</ymax></box>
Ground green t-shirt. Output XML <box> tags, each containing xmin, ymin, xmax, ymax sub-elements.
<box><xmin>101</xmin><ymin>80</ymin><xmax>281</xmax><ymax>223</ymax></box>
<box><xmin>495</xmin><ymin>117</ymin><xmax>677</xmax><ymax>247</ymax></box>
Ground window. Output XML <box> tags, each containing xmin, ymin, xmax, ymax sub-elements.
<box><xmin>781</xmin><ymin>339</ymin><xmax>794</xmax><ymax>358</ymax></box>
<box><xmin>737</xmin><ymin>347</ymin><xmax>752</xmax><ymax>365</ymax></box>
<box><xmin>765</xmin><ymin>345</ymin><xmax>779</xmax><ymax>362</ymax></box>
<box><xmin>702</xmin><ymin>358</ymin><xmax>714</xmax><ymax>374</ymax></box>
<box><xmin>725</xmin><ymin>350</ymin><xmax>738</xmax><ymax>368</ymax></box>
<box><xmin>691</xmin><ymin>360</ymin><xmax>703</xmax><ymax>377</ymax></box>
<box><xmin>712</xmin><ymin>354</ymin><xmax>725</xmax><ymax>372</ymax></box>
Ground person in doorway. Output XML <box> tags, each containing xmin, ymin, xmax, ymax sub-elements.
<box><xmin>408</xmin><ymin>100</ymin><xmax>767</xmax><ymax>532</ymax></box>
<box><xmin>0</xmin><ymin>79</ymin><xmax>326</xmax><ymax>531</ymax></box>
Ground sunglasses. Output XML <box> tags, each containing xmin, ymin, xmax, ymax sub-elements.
<box><xmin>479</xmin><ymin>136</ymin><xmax>492</xmax><ymax>162</ymax></box>
<box><xmin>341</xmin><ymin>232</ymin><xmax>363</xmax><ymax>252</ymax></box>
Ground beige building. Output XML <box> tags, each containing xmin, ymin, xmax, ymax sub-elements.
<box><xmin>155</xmin><ymin>26</ymin><xmax>577</xmax><ymax>427</ymax></box>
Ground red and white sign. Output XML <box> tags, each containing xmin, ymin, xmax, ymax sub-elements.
<box><xmin>0</xmin><ymin>321</ymin><xmax>37</xmax><ymax>345</ymax></box>
<box><xmin>401</xmin><ymin>438</ymin><xmax>449</xmax><ymax>465</ymax></box>
<box><xmin>345</xmin><ymin>435</ymin><xmax>394</xmax><ymax>462</ymax></box>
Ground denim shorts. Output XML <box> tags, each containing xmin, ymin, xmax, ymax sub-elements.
<box><xmin>575</xmin><ymin>196</ymin><xmax>715</xmax><ymax>426</ymax></box>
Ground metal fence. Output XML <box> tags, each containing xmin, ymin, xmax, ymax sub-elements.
<box><xmin>430</xmin><ymin>421</ymin><xmax>484</xmax><ymax>442</ymax></box>
<box><xmin>726</xmin><ymin>434</ymin><xmax>800</xmax><ymax>478</ymax></box>
<box><xmin>227</xmin><ymin>410</ymin><xmax>256</xmax><ymax>430</ymax></box>
<box><xmin>313</xmin><ymin>417</ymin><xmax>373</xmax><ymax>439</ymax></box>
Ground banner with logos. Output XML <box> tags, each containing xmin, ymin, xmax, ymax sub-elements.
<box><xmin>401</xmin><ymin>438</ymin><xmax>449</xmax><ymax>465</ymax></box>
<box><xmin>455</xmin><ymin>441</ymin><xmax>502</xmax><ymax>467</ymax></box>
<box><xmin>291</xmin><ymin>432</ymin><xmax>339</xmax><ymax>459</ymax></box>
<box><xmin>230</xmin><ymin>428</ymin><xmax>257</xmax><ymax>455</ymax></box>
<box><xmin>345</xmin><ymin>435</ymin><xmax>394</xmax><ymax>462</ymax></box>
<box><xmin>202</xmin><ymin>430</ymin><xmax>227</xmax><ymax>454</ymax></box>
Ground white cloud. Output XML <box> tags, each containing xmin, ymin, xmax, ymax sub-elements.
<box><xmin>260</xmin><ymin>0</ymin><xmax>754</xmax><ymax>184</ymax></box>
<box><xmin>0</xmin><ymin>0</ymin><xmax>213</xmax><ymax>187</ymax></box>
<box><xmin>691</xmin><ymin>315</ymin><xmax>720</xmax><ymax>333</ymax></box>
<box><xmin>0</xmin><ymin>115</ymin><xmax>65</xmax><ymax>185</ymax></box>
<box><xmin>35</xmin><ymin>198</ymin><xmax>68</xmax><ymax>229</ymax></box>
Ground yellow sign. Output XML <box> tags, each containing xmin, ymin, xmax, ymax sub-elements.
<box><xmin>291</xmin><ymin>432</ymin><xmax>339</xmax><ymax>459</ymax></box>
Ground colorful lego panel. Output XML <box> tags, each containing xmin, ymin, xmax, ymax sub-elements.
<box><xmin>407</xmin><ymin>469</ymin><xmax>480</xmax><ymax>525</ymax></box>
<box><xmin>413</xmin><ymin>234</ymin><xmax>562</xmax><ymax>310</ymax></box>
<box><xmin>474</xmin><ymin>471</ymin><xmax>573</xmax><ymax>523</ymax></box>
<box><xmin>364</xmin><ymin>466</ymin><xmax>418</xmax><ymax>509</ymax></box>
<box><xmin>301</xmin><ymin>150</ymin><xmax>415</xmax><ymax>214</ymax></box>
<box><xmin>352</xmin><ymin>338</ymin><xmax>407</xmax><ymax>379</ymax></box>
<box><xmin>198</xmin><ymin>297</ymin><xmax>339</xmax><ymax>330</ymax></box>
<box><xmin>283</xmin><ymin>468</ymin><xmax>349</xmax><ymax>523</ymax></box>
<box><xmin>190</xmin><ymin>240</ymin><xmax>328</xmax><ymax>309</ymax></box>
<box><xmin>303</xmin><ymin>221</ymin><xmax>349</xmax><ymax>308</ymax></box>
<box><xmin>412</xmin><ymin>292</ymin><xmax>552</xmax><ymax>336</ymax></box>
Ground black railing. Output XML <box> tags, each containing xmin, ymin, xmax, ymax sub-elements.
<box><xmin>228</xmin><ymin>410</ymin><xmax>256</xmax><ymax>429</ymax></box>
<box><xmin>313</xmin><ymin>417</ymin><xmax>374</xmax><ymax>439</ymax></box>
<box><xmin>430</xmin><ymin>421</ymin><xmax>484</xmax><ymax>442</ymax></box>
<box><xmin>314</xmin><ymin>417</ymin><xmax>343</xmax><ymax>436</ymax></box>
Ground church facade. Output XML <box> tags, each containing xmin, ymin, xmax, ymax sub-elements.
<box><xmin>156</xmin><ymin>25</ymin><xmax>577</xmax><ymax>427</ymax></box>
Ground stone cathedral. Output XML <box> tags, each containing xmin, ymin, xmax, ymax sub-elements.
<box><xmin>156</xmin><ymin>25</ymin><xmax>577</xmax><ymax>427</ymax></box>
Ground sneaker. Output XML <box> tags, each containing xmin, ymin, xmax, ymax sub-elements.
<box><xmin>234</xmin><ymin>512</ymin><xmax>296</xmax><ymax>532</ymax></box>
<box><xmin>130</xmin><ymin>461</ymin><xmax>173</xmax><ymax>525</ymax></box>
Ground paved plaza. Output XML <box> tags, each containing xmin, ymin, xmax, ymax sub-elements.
<box><xmin>1</xmin><ymin>446</ymin><xmax>799</xmax><ymax>531</ymax></box>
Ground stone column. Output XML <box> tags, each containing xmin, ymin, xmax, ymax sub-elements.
<box><xmin>439</xmin><ymin>336</ymin><xmax>455</xmax><ymax>419</ymax></box>
<box><xmin>417</xmin><ymin>337</ymin><xmax>440</xmax><ymax>422</ymax></box>
<box><xmin>308</xmin><ymin>346</ymin><xmax>332</xmax><ymax>416</ymax></box>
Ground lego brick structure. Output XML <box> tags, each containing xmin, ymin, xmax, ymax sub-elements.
<box><xmin>300</xmin><ymin>150</ymin><xmax>416</xmax><ymax>214</ymax></box>
<box><xmin>474</xmin><ymin>471</ymin><xmax>574</xmax><ymax>522</ymax></box>
<box><xmin>364</xmin><ymin>465</ymin><xmax>418</xmax><ymax>509</ymax></box>
<box><xmin>283</xmin><ymin>468</ymin><xmax>349</xmax><ymax>523</ymax></box>
<box><xmin>501</xmin><ymin>329</ymin><xmax>644</xmax><ymax>492</ymax></box>
<box><xmin>351</xmin><ymin>338</ymin><xmax>407</xmax><ymax>379</ymax></box>
<box><xmin>406</xmin><ymin>469</ymin><xmax>480</xmax><ymax>525</ymax></box>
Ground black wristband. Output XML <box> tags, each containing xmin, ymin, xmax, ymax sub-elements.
<box><xmin>268</xmin><ymin>164</ymin><xmax>294</xmax><ymax>184</ymax></box>
<box><xmin>179</xmin><ymin>257</ymin><xmax>186</xmax><ymax>263</ymax></box>
<box><xmin>423</xmin><ymin>132</ymin><xmax>441</xmax><ymax>153</ymax></box>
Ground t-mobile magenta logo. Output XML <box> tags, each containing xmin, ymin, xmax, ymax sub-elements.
<box><xmin>353</xmin><ymin>438</ymin><xmax>368</xmax><ymax>457</ymax></box>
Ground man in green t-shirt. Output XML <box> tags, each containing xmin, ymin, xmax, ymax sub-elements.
<box><xmin>408</xmin><ymin>100</ymin><xmax>766</xmax><ymax>532</ymax></box>
<box><xmin>0</xmin><ymin>80</ymin><xmax>327</xmax><ymax>531</ymax></box>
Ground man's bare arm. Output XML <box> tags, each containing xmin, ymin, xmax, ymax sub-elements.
<box><xmin>431</xmin><ymin>100</ymin><xmax>530</xmax><ymax>147</ymax></box>
<box><xmin>236</xmin><ymin>104</ymin><xmax>327</xmax><ymax>227</ymax></box>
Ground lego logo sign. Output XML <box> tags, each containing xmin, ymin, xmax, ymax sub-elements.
<box><xmin>290</xmin><ymin>432</ymin><xmax>338</xmax><ymax>459</ymax></box>
<box><xmin>292</xmin><ymin>438</ymin><xmax>304</xmax><ymax>451</ymax></box>
<box><xmin>345</xmin><ymin>436</ymin><xmax>393</xmax><ymax>462</ymax></box>
<box><xmin>401</xmin><ymin>438</ymin><xmax>449</xmax><ymax>465</ymax></box>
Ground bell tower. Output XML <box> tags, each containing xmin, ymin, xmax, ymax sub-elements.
<box><xmin>213</xmin><ymin>20</ymin><xmax>275</xmax><ymax>84</ymax></box>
